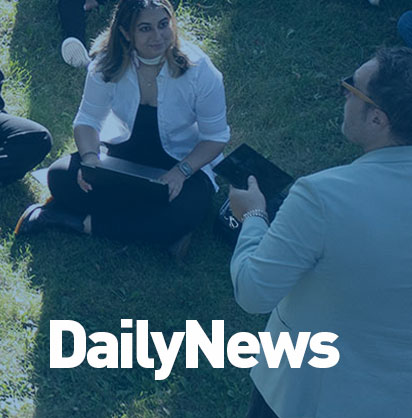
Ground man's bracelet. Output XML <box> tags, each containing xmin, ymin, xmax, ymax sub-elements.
<box><xmin>81</xmin><ymin>151</ymin><xmax>99</xmax><ymax>160</ymax></box>
<box><xmin>241</xmin><ymin>209</ymin><xmax>269</xmax><ymax>225</ymax></box>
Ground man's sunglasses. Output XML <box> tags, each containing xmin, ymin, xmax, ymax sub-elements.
<box><xmin>340</xmin><ymin>76</ymin><xmax>379</xmax><ymax>108</ymax></box>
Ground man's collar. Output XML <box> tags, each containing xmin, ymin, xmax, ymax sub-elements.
<box><xmin>353</xmin><ymin>145</ymin><xmax>412</xmax><ymax>164</ymax></box>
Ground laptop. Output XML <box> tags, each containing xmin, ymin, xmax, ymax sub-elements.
<box><xmin>80</xmin><ymin>154</ymin><xmax>169</xmax><ymax>204</ymax></box>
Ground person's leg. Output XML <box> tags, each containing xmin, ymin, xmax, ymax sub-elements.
<box><xmin>49</xmin><ymin>152</ymin><xmax>141</xmax><ymax>214</ymax></box>
<box><xmin>48</xmin><ymin>153</ymin><xmax>92</xmax><ymax>214</ymax></box>
<box><xmin>16</xmin><ymin>153</ymin><xmax>92</xmax><ymax>235</ymax></box>
<box><xmin>58</xmin><ymin>0</ymin><xmax>87</xmax><ymax>44</ymax></box>
<box><xmin>92</xmin><ymin>171</ymin><xmax>213</xmax><ymax>245</ymax></box>
<box><xmin>246</xmin><ymin>387</ymin><xmax>280</xmax><ymax>418</ymax></box>
<box><xmin>58</xmin><ymin>0</ymin><xmax>91</xmax><ymax>67</ymax></box>
<box><xmin>18</xmin><ymin>159</ymin><xmax>213</xmax><ymax>242</ymax></box>
<box><xmin>0</xmin><ymin>112</ymin><xmax>52</xmax><ymax>185</ymax></box>
<box><xmin>398</xmin><ymin>11</ymin><xmax>412</xmax><ymax>48</ymax></box>
<box><xmin>153</xmin><ymin>171</ymin><xmax>213</xmax><ymax>245</ymax></box>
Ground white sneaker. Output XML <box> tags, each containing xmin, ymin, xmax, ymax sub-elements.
<box><xmin>61</xmin><ymin>37</ymin><xmax>91</xmax><ymax>68</ymax></box>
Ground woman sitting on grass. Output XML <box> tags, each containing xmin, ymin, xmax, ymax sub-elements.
<box><xmin>16</xmin><ymin>0</ymin><xmax>230</xmax><ymax>256</ymax></box>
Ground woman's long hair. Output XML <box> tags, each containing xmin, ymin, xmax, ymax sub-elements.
<box><xmin>90</xmin><ymin>0</ymin><xmax>191</xmax><ymax>82</ymax></box>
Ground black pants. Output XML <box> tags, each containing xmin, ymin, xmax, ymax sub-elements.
<box><xmin>58</xmin><ymin>0</ymin><xmax>108</xmax><ymax>45</ymax></box>
<box><xmin>0</xmin><ymin>112</ymin><xmax>52</xmax><ymax>185</ymax></box>
<box><xmin>47</xmin><ymin>153</ymin><xmax>213</xmax><ymax>245</ymax></box>
<box><xmin>247</xmin><ymin>387</ymin><xmax>280</xmax><ymax>418</ymax></box>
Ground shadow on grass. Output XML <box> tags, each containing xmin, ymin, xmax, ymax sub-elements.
<box><xmin>10</xmin><ymin>226</ymin><xmax>259</xmax><ymax>417</ymax></box>
<box><xmin>0</xmin><ymin>180</ymin><xmax>39</xmax><ymax>234</ymax></box>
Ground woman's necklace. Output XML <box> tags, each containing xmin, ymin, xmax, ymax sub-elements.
<box><xmin>132</xmin><ymin>51</ymin><xmax>164</xmax><ymax>88</ymax></box>
<box><xmin>131</xmin><ymin>51</ymin><xmax>164</xmax><ymax>88</ymax></box>
<box><xmin>137</xmin><ymin>67</ymin><xmax>159</xmax><ymax>88</ymax></box>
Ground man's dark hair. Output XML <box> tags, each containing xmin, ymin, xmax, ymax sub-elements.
<box><xmin>367</xmin><ymin>47</ymin><xmax>412</xmax><ymax>145</ymax></box>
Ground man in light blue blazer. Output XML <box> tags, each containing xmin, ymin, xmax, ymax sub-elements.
<box><xmin>230</xmin><ymin>47</ymin><xmax>412</xmax><ymax>418</ymax></box>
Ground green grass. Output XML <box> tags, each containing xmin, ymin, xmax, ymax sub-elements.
<box><xmin>1</xmin><ymin>0</ymin><xmax>411</xmax><ymax>416</ymax></box>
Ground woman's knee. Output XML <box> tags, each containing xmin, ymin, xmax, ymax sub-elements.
<box><xmin>48</xmin><ymin>154</ymin><xmax>79</xmax><ymax>198</ymax></box>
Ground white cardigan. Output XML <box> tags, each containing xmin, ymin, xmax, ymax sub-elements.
<box><xmin>74</xmin><ymin>41</ymin><xmax>230</xmax><ymax>189</ymax></box>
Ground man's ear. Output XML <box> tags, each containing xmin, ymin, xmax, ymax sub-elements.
<box><xmin>371</xmin><ymin>108</ymin><xmax>389</xmax><ymax>128</ymax></box>
<box><xmin>119</xmin><ymin>26</ymin><xmax>130</xmax><ymax>42</ymax></box>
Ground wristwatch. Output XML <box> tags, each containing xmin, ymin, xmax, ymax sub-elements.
<box><xmin>177</xmin><ymin>161</ymin><xmax>193</xmax><ymax>178</ymax></box>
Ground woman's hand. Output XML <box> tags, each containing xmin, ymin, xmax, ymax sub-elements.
<box><xmin>77</xmin><ymin>152</ymin><xmax>98</xmax><ymax>193</ymax></box>
<box><xmin>77</xmin><ymin>169</ymin><xmax>93</xmax><ymax>193</ymax></box>
<box><xmin>160</xmin><ymin>166</ymin><xmax>187</xmax><ymax>202</ymax></box>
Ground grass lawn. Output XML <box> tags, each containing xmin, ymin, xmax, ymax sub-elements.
<box><xmin>0</xmin><ymin>0</ymin><xmax>410</xmax><ymax>416</ymax></box>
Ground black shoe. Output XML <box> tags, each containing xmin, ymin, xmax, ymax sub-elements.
<box><xmin>15</xmin><ymin>201</ymin><xmax>85</xmax><ymax>235</ymax></box>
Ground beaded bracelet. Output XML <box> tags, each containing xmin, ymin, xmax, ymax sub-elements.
<box><xmin>241</xmin><ymin>209</ymin><xmax>269</xmax><ymax>225</ymax></box>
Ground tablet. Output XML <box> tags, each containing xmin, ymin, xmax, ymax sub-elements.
<box><xmin>213</xmin><ymin>144</ymin><xmax>293</xmax><ymax>199</ymax></box>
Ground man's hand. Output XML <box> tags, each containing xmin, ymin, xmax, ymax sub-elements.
<box><xmin>229</xmin><ymin>176</ymin><xmax>266</xmax><ymax>221</ymax></box>
<box><xmin>160</xmin><ymin>166</ymin><xmax>186</xmax><ymax>202</ymax></box>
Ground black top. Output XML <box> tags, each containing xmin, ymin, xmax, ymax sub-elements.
<box><xmin>108</xmin><ymin>104</ymin><xmax>178</xmax><ymax>170</ymax></box>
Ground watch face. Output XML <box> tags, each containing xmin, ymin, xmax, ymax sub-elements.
<box><xmin>180</xmin><ymin>162</ymin><xmax>193</xmax><ymax>177</ymax></box>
